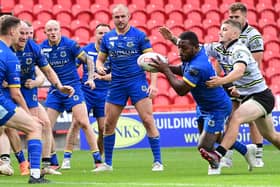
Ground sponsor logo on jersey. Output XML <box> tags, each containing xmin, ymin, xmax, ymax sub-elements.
<box><xmin>26</xmin><ymin>58</ymin><xmax>32</xmax><ymax>65</ymax></box>
<box><xmin>60</xmin><ymin>51</ymin><xmax>66</xmax><ymax>57</ymax></box>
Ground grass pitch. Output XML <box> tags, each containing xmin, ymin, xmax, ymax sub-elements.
<box><xmin>1</xmin><ymin>145</ymin><xmax>280</xmax><ymax>187</ymax></box>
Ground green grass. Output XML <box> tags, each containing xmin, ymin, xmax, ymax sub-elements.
<box><xmin>1</xmin><ymin>145</ymin><xmax>280</xmax><ymax>187</ymax></box>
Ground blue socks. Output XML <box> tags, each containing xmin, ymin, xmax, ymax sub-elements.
<box><xmin>103</xmin><ymin>134</ymin><xmax>115</xmax><ymax>166</ymax></box>
<box><xmin>27</xmin><ymin>139</ymin><xmax>42</xmax><ymax>169</ymax></box>
<box><xmin>50</xmin><ymin>152</ymin><xmax>59</xmax><ymax>166</ymax></box>
<box><xmin>232</xmin><ymin>141</ymin><xmax>247</xmax><ymax>155</ymax></box>
<box><xmin>63</xmin><ymin>151</ymin><xmax>72</xmax><ymax>159</ymax></box>
<box><xmin>14</xmin><ymin>150</ymin><xmax>26</xmax><ymax>164</ymax></box>
<box><xmin>148</xmin><ymin>136</ymin><xmax>162</xmax><ymax>163</ymax></box>
<box><xmin>92</xmin><ymin>151</ymin><xmax>102</xmax><ymax>163</ymax></box>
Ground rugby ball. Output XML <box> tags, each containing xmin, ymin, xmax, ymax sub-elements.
<box><xmin>137</xmin><ymin>52</ymin><xmax>167</xmax><ymax>72</ymax></box>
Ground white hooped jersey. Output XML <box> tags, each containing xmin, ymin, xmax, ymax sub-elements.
<box><xmin>238</xmin><ymin>23</ymin><xmax>264</xmax><ymax>53</ymax></box>
<box><xmin>204</xmin><ymin>40</ymin><xmax>267</xmax><ymax>96</ymax></box>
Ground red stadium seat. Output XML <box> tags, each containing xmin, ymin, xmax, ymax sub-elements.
<box><xmin>246</xmin><ymin>9</ymin><xmax>258</xmax><ymax>26</ymax></box>
<box><xmin>18</xmin><ymin>0</ymin><xmax>35</xmax><ymax>9</ymax></box>
<box><xmin>204</xmin><ymin>10</ymin><xmax>221</xmax><ymax>23</ymax></box>
<box><xmin>269</xmin><ymin>84</ymin><xmax>280</xmax><ymax>95</ymax></box>
<box><xmin>173</xmin><ymin>95</ymin><xmax>194</xmax><ymax>105</ymax></box>
<box><xmin>202</xmin><ymin>0</ymin><xmax>220</xmax><ymax>7</ymax></box>
<box><xmin>170</xmin><ymin>25</ymin><xmax>185</xmax><ymax>38</ymax></box>
<box><xmin>153</xmin><ymin>94</ymin><xmax>172</xmax><ymax>106</ymax></box>
<box><xmin>168</xmin><ymin>87</ymin><xmax>177</xmax><ymax>102</ymax></box>
<box><xmin>167</xmin><ymin>10</ymin><xmax>185</xmax><ymax>24</ymax></box>
<box><xmin>1</xmin><ymin>0</ymin><xmax>16</xmax><ymax>12</ymax></box>
<box><xmin>262</xmin><ymin>24</ymin><xmax>278</xmax><ymax>38</ymax></box>
<box><xmin>32</xmin><ymin>20</ymin><xmax>44</xmax><ymax>31</ymax></box>
<box><xmin>53</xmin><ymin>5</ymin><xmax>73</xmax><ymax>26</ymax></box>
<box><xmin>275</xmin><ymin>3</ymin><xmax>280</xmax><ymax>14</ymax></box>
<box><xmin>258</xmin><ymin>0</ymin><xmax>274</xmax><ymax>6</ymax></box>
<box><xmin>259</xmin><ymin>18</ymin><xmax>276</xmax><ymax>29</ymax></box>
<box><xmin>201</xmin><ymin>3</ymin><xmax>219</xmax><ymax>14</ymax></box>
<box><xmin>129</xmin><ymin>19</ymin><xmax>149</xmax><ymax>35</ymax></box>
<box><xmin>147</xmin><ymin>20</ymin><xmax>162</xmax><ymax>37</ymax></box>
<box><xmin>205</xmin><ymin>25</ymin><xmax>220</xmax><ymax>41</ymax></box>
<box><xmin>189</xmin><ymin>26</ymin><xmax>205</xmax><ymax>43</ymax></box>
<box><xmin>239</xmin><ymin>0</ymin><xmax>257</xmax><ymax>9</ymax></box>
<box><xmin>77</xmin><ymin>0</ymin><xmax>91</xmax><ymax>9</ymax></box>
<box><xmin>89</xmin><ymin>20</ymin><xmax>102</xmax><ymax>31</ymax></box>
<box><xmin>61</xmin><ymin>26</ymin><xmax>72</xmax><ymax>38</ymax></box>
<box><xmin>56</xmin><ymin>0</ymin><xmax>73</xmax><ymax>9</ymax></box>
<box><xmin>38</xmin><ymin>88</ymin><xmax>49</xmax><ymax>101</ymax></box>
<box><xmin>204</xmin><ymin>35</ymin><xmax>217</xmax><ymax>43</ymax></box>
<box><xmin>184</xmin><ymin>19</ymin><xmax>202</xmax><ymax>30</ymax></box>
<box><xmin>186</xmin><ymin>9</ymin><xmax>203</xmax><ymax>23</ymax></box>
<box><xmin>265</xmin><ymin>40</ymin><xmax>280</xmax><ymax>54</ymax></box>
<box><xmin>38</xmin><ymin>0</ymin><xmax>54</xmax><ymax>9</ymax></box>
<box><xmin>185</xmin><ymin>0</ymin><xmax>202</xmax><ymax>9</ymax></box>
<box><xmin>90</xmin><ymin>4</ymin><xmax>109</xmax><ymax>13</ymax></box>
<box><xmin>33</xmin><ymin>4</ymin><xmax>53</xmax><ymax>24</ymax></box>
<box><xmin>112</xmin><ymin>0</ymin><xmax>129</xmax><ymax>5</ymax></box>
<box><xmin>157</xmin><ymin>77</ymin><xmax>170</xmax><ymax>93</ymax></box>
<box><xmin>131</xmin><ymin>10</ymin><xmax>148</xmax><ymax>24</ymax></box>
<box><xmin>263</xmin><ymin>50</ymin><xmax>279</xmax><ymax>64</ymax></box>
<box><xmin>72</xmin><ymin>36</ymin><xmax>88</xmax><ymax>47</ymax></box>
<box><xmin>147</xmin><ymin>5</ymin><xmax>167</xmax><ymax>25</ymax></box>
<box><xmin>257</xmin><ymin>3</ymin><xmax>276</xmax><ymax>21</ymax></box>
<box><xmin>259</xmin><ymin>9</ymin><xmax>277</xmax><ymax>22</ymax></box>
<box><xmin>35</xmin><ymin>28</ymin><xmax>46</xmax><ymax>44</ymax></box>
<box><xmin>167</xmin><ymin>0</ymin><xmax>184</xmax><ymax>7</ymax></box>
<box><xmin>13</xmin><ymin>4</ymin><xmax>34</xmax><ymax>22</ymax></box>
<box><xmin>267</xmin><ymin>57</ymin><xmax>280</xmax><ymax>69</ymax></box>
<box><xmin>152</xmin><ymin>42</ymin><xmax>169</xmax><ymax>56</ymax></box>
<box><xmin>219</xmin><ymin>3</ymin><xmax>230</xmax><ymax>15</ymax></box>
<box><xmin>71</xmin><ymin>20</ymin><xmax>91</xmax><ymax>41</ymax></box>
<box><xmin>153</xmin><ymin>0</ymin><xmax>166</xmax><ymax>8</ymax></box>
<box><xmin>202</xmin><ymin>19</ymin><xmax>220</xmax><ymax>30</ymax></box>
<box><xmin>166</xmin><ymin>19</ymin><xmax>182</xmax><ymax>29</ymax></box>
<box><xmin>128</xmin><ymin>4</ymin><xmax>145</xmax><ymax>14</ymax></box>
<box><xmin>72</xmin><ymin>4</ymin><xmax>92</xmax><ymax>24</ymax></box>
<box><xmin>130</xmin><ymin>0</ymin><xmax>147</xmax><ymax>9</ymax></box>
<box><xmin>93</xmin><ymin>10</ymin><xmax>111</xmax><ymax>24</ymax></box>
<box><xmin>277</xmin><ymin>18</ymin><xmax>280</xmax><ymax>30</ymax></box>
<box><xmin>167</xmin><ymin>52</ymin><xmax>180</xmax><ymax>65</ymax></box>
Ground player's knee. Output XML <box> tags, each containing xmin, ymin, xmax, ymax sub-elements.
<box><xmin>30</xmin><ymin>122</ymin><xmax>42</xmax><ymax>135</ymax></box>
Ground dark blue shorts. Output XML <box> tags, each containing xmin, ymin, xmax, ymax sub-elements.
<box><xmin>0</xmin><ymin>94</ymin><xmax>17</xmax><ymax>125</ymax></box>
<box><xmin>107</xmin><ymin>78</ymin><xmax>149</xmax><ymax>106</ymax></box>
<box><xmin>45</xmin><ymin>84</ymin><xmax>85</xmax><ymax>113</ymax></box>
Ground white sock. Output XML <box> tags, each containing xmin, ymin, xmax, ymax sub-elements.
<box><xmin>30</xmin><ymin>169</ymin><xmax>41</xmax><ymax>179</ymax></box>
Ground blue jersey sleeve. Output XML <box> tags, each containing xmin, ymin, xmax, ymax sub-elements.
<box><xmin>139</xmin><ymin>32</ymin><xmax>152</xmax><ymax>53</ymax></box>
<box><xmin>71</xmin><ymin>41</ymin><xmax>84</xmax><ymax>58</ymax></box>
<box><xmin>99</xmin><ymin>36</ymin><xmax>108</xmax><ymax>55</ymax></box>
<box><xmin>7</xmin><ymin>56</ymin><xmax>21</xmax><ymax>87</ymax></box>
<box><xmin>29</xmin><ymin>40</ymin><xmax>49</xmax><ymax>68</ymax></box>
<box><xmin>182</xmin><ymin>65</ymin><xmax>201</xmax><ymax>88</ymax></box>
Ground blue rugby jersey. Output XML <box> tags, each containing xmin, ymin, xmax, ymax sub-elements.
<box><xmin>40</xmin><ymin>36</ymin><xmax>84</xmax><ymax>86</ymax></box>
<box><xmin>182</xmin><ymin>46</ymin><xmax>231</xmax><ymax>112</ymax></box>
<box><xmin>99</xmin><ymin>26</ymin><xmax>152</xmax><ymax>82</ymax></box>
<box><xmin>76</xmin><ymin>42</ymin><xmax>111</xmax><ymax>90</ymax></box>
<box><xmin>11</xmin><ymin>39</ymin><xmax>49</xmax><ymax>86</ymax></box>
<box><xmin>0</xmin><ymin>41</ymin><xmax>21</xmax><ymax>91</ymax></box>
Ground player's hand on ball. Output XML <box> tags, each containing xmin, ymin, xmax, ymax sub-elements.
<box><xmin>149</xmin><ymin>56</ymin><xmax>169</xmax><ymax>73</ymax></box>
